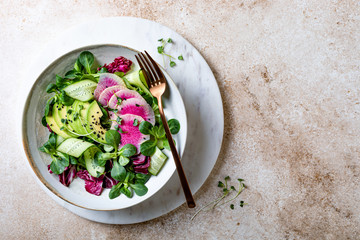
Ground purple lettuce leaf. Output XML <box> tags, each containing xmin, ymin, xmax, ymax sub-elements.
<box><xmin>77</xmin><ymin>170</ymin><xmax>104</xmax><ymax>196</ymax></box>
<box><xmin>48</xmin><ymin>164</ymin><xmax>77</xmax><ymax>187</ymax></box>
<box><xmin>134</xmin><ymin>156</ymin><xmax>150</xmax><ymax>174</ymax></box>
<box><xmin>103</xmin><ymin>172</ymin><xmax>119</xmax><ymax>189</ymax></box>
<box><xmin>58</xmin><ymin>165</ymin><xmax>77</xmax><ymax>187</ymax></box>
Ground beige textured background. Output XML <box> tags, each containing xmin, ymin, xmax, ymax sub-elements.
<box><xmin>1</xmin><ymin>0</ymin><xmax>360</xmax><ymax>239</ymax></box>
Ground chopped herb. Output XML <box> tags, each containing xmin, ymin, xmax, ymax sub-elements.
<box><xmin>67</xmin><ymin>109</ymin><xmax>73</xmax><ymax>114</ymax></box>
<box><xmin>230</xmin><ymin>204</ymin><xmax>234</xmax><ymax>210</ymax></box>
<box><xmin>178</xmin><ymin>55</ymin><xmax>184</xmax><ymax>60</ymax></box>
<box><xmin>116</xmin><ymin>116</ymin><xmax>122</xmax><ymax>125</ymax></box>
<box><xmin>133</xmin><ymin>119</ymin><xmax>139</xmax><ymax>126</ymax></box>
<box><xmin>170</xmin><ymin>61</ymin><xmax>176</xmax><ymax>67</ymax></box>
<box><xmin>116</xmin><ymin>96</ymin><xmax>122</xmax><ymax>105</ymax></box>
<box><xmin>108</xmin><ymin>108</ymin><xmax>118</xmax><ymax>113</ymax></box>
<box><xmin>167</xmin><ymin>38</ymin><xmax>173</xmax><ymax>43</ymax></box>
<box><xmin>73</xmin><ymin>112</ymin><xmax>79</xmax><ymax>120</ymax></box>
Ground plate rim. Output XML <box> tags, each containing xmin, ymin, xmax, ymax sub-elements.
<box><xmin>22</xmin><ymin>43</ymin><xmax>188</xmax><ymax>211</ymax></box>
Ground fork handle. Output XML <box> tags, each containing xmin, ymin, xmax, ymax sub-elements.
<box><xmin>157</xmin><ymin>97</ymin><xmax>196</xmax><ymax>208</ymax></box>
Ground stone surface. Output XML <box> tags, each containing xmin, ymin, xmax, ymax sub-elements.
<box><xmin>1</xmin><ymin>0</ymin><xmax>360</xmax><ymax>239</ymax></box>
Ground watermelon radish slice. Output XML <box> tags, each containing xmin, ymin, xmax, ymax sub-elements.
<box><xmin>108</xmin><ymin>89</ymin><xmax>143</xmax><ymax>110</ymax></box>
<box><xmin>94</xmin><ymin>73</ymin><xmax>125</xmax><ymax>100</ymax></box>
<box><xmin>97</xmin><ymin>85</ymin><xmax>126</xmax><ymax>107</ymax></box>
<box><xmin>118</xmin><ymin>98</ymin><xmax>155</xmax><ymax>125</ymax></box>
<box><xmin>111</xmin><ymin>114</ymin><xmax>150</xmax><ymax>153</ymax></box>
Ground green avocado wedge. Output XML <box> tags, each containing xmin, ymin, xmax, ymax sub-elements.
<box><xmin>49</xmin><ymin>103</ymin><xmax>75</xmax><ymax>138</ymax></box>
<box><xmin>85</xmin><ymin>101</ymin><xmax>107</xmax><ymax>144</ymax></box>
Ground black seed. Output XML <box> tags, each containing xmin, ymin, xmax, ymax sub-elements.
<box><xmin>90</xmin><ymin>128</ymin><xmax>93</xmax><ymax>130</ymax></box>
<box><xmin>97</xmin><ymin>134</ymin><xmax>100</xmax><ymax>138</ymax></box>
<box><xmin>92</xmin><ymin>93</ymin><xmax>94</xmax><ymax>95</ymax></box>
<box><xmin>102</xmin><ymin>138</ymin><xmax>104</xmax><ymax>140</ymax></box>
<box><xmin>97</xmin><ymin>112</ymin><xmax>99</xmax><ymax>114</ymax></box>
<box><xmin>135</xmin><ymin>104</ymin><xmax>140</xmax><ymax>107</ymax></box>
<box><xmin>50</xmin><ymin>124</ymin><xmax>53</xmax><ymax>126</ymax></box>
<box><xmin>92</xmin><ymin>115</ymin><xmax>94</xmax><ymax>118</ymax></box>
<box><xmin>58</xmin><ymin>108</ymin><xmax>61</xmax><ymax>110</ymax></box>
<box><xmin>101</xmin><ymin>131</ymin><xmax>104</xmax><ymax>134</ymax></box>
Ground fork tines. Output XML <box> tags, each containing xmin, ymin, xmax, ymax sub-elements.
<box><xmin>135</xmin><ymin>51</ymin><xmax>165</xmax><ymax>87</ymax></box>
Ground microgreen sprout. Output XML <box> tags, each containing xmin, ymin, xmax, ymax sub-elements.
<box><xmin>157</xmin><ymin>38</ymin><xmax>183</xmax><ymax>68</ymax></box>
<box><xmin>190</xmin><ymin>176</ymin><xmax>247</xmax><ymax>220</ymax></box>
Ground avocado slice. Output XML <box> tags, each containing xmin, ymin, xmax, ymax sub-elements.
<box><xmin>85</xmin><ymin>101</ymin><xmax>107</xmax><ymax>144</ymax></box>
<box><xmin>57</xmin><ymin>103</ymin><xmax>76</xmax><ymax>133</ymax></box>
<box><xmin>65</xmin><ymin>100</ymin><xmax>90</xmax><ymax>135</ymax></box>
<box><xmin>75</xmin><ymin>101</ymin><xmax>90</xmax><ymax>134</ymax></box>
<box><xmin>66</xmin><ymin>103</ymin><xmax>78</xmax><ymax>133</ymax></box>
<box><xmin>45</xmin><ymin>114</ymin><xmax>71</xmax><ymax>138</ymax></box>
<box><xmin>50</xmin><ymin>103</ymin><xmax>75</xmax><ymax>138</ymax></box>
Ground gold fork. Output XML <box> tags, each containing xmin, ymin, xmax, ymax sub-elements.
<box><xmin>135</xmin><ymin>51</ymin><xmax>196</xmax><ymax>208</ymax></box>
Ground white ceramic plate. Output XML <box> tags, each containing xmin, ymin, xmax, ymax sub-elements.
<box><xmin>22</xmin><ymin>44</ymin><xmax>187</xmax><ymax>211</ymax></box>
<box><xmin>20</xmin><ymin>17</ymin><xmax>223</xmax><ymax>224</ymax></box>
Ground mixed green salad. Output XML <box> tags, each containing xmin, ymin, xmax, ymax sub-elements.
<box><xmin>39</xmin><ymin>51</ymin><xmax>180</xmax><ymax>199</ymax></box>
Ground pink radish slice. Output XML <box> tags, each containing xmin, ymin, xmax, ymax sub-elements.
<box><xmin>111</xmin><ymin>114</ymin><xmax>150</xmax><ymax>154</ymax></box>
<box><xmin>108</xmin><ymin>89</ymin><xmax>143</xmax><ymax>110</ymax></box>
<box><xmin>94</xmin><ymin>73</ymin><xmax>125</xmax><ymax>100</ymax></box>
<box><xmin>118</xmin><ymin>98</ymin><xmax>155</xmax><ymax>125</ymax></box>
<box><xmin>98</xmin><ymin>85</ymin><xmax>126</xmax><ymax>107</ymax></box>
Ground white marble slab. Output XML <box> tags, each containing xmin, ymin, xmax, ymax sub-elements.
<box><xmin>20</xmin><ymin>17</ymin><xmax>224</xmax><ymax>224</ymax></box>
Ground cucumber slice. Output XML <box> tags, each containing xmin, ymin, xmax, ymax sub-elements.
<box><xmin>56</xmin><ymin>135</ymin><xmax>65</xmax><ymax>147</ymax></box>
<box><xmin>57</xmin><ymin>138</ymin><xmax>94</xmax><ymax>158</ymax></box>
<box><xmin>63</xmin><ymin>80</ymin><xmax>97</xmax><ymax>102</ymax></box>
<box><xmin>84</xmin><ymin>147</ymin><xmax>105</xmax><ymax>177</ymax></box>
<box><xmin>148</xmin><ymin>147</ymin><xmax>168</xmax><ymax>176</ymax></box>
